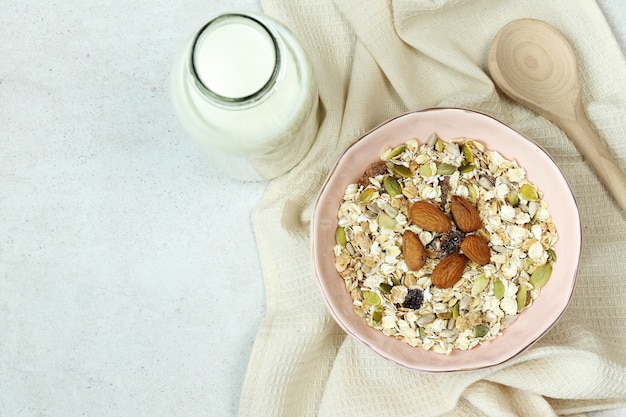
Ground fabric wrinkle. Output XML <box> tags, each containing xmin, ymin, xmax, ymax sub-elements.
<box><xmin>239</xmin><ymin>1</ymin><xmax>626</xmax><ymax>416</ymax></box>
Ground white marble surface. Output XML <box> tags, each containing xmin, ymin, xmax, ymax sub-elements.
<box><xmin>1</xmin><ymin>1</ymin><xmax>624</xmax><ymax>416</ymax></box>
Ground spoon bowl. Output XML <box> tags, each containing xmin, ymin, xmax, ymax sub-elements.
<box><xmin>488</xmin><ymin>18</ymin><xmax>626</xmax><ymax>212</ymax></box>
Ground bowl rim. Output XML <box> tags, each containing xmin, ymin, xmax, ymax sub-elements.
<box><xmin>310</xmin><ymin>107</ymin><xmax>581</xmax><ymax>372</ymax></box>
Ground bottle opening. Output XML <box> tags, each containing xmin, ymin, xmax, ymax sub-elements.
<box><xmin>191</xmin><ymin>14</ymin><xmax>279</xmax><ymax>102</ymax></box>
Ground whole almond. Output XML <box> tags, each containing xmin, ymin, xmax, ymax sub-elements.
<box><xmin>402</xmin><ymin>230</ymin><xmax>425</xmax><ymax>271</ymax></box>
<box><xmin>460</xmin><ymin>234</ymin><xmax>491</xmax><ymax>265</ymax></box>
<box><xmin>431</xmin><ymin>253</ymin><xmax>467</xmax><ymax>288</ymax></box>
<box><xmin>450</xmin><ymin>195</ymin><xmax>482</xmax><ymax>232</ymax></box>
<box><xmin>409</xmin><ymin>201</ymin><xmax>451</xmax><ymax>233</ymax></box>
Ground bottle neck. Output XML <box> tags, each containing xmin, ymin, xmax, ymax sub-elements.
<box><xmin>188</xmin><ymin>14</ymin><xmax>282</xmax><ymax>109</ymax></box>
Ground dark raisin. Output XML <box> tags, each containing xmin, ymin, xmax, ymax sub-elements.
<box><xmin>403</xmin><ymin>288</ymin><xmax>424</xmax><ymax>310</ymax></box>
<box><xmin>440</xmin><ymin>229</ymin><xmax>464</xmax><ymax>256</ymax></box>
<box><xmin>426</xmin><ymin>228</ymin><xmax>465</xmax><ymax>259</ymax></box>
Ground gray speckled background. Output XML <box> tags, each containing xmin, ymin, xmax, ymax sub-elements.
<box><xmin>1</xmin><ymin>1</ymin><xmax>624</xmax><ymax>416</ymax></box>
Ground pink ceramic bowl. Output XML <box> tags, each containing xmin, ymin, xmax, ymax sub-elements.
<box><xmin>310</xmin><ymin>107</ymin><xmax>581</xmax><ymax>372</ymax></box>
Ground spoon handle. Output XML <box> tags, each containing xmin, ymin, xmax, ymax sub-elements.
<box><xmin>559</xmin><ymin>101</ymin><xmax>626</xmax><ymax>212</ymax></box>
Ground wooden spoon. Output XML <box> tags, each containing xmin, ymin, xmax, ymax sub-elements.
<box><xmin>488</xmin><ymin>18</ymin><xmax>626</xmax><ymax>212</ymax></box>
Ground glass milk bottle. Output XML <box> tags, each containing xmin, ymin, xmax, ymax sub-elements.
<box><xmin>170</xmin><ymin>13</ymin><xmax>319</xmax><ymax>181</ymax></box>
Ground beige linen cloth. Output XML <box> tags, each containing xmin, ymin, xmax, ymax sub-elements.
<box><xmin>239</xmin><ymin>0</ymin><xmax>626</xmax><ymax>415</ymax></box>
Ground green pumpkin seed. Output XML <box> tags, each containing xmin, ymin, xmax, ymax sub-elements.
<box><xmin>467</xmin><ymin>183</ymin><xmax>478</xmax><ymax>200</ymax></box>
<box><xmin>363</xmin><ymin>290</ymin><xmax>381</xmax><ymax>306</ymax></box>
<box><xmin>516</xmin><ymin>284</ymin><xmax>528</xmax><ymax>312</ymax></box>
<box><xmin>381</xmin><ymin>144</ymin><xmax>407</xmax><ymax>160</ymax></box>
<box><xmin>335</xmin><ymin>226</ymin><xmax>347</xmax><ymax>247</ymax></box>
<box><xmin>418</xmin><ymin>163</ymin><xmax>433</xmax><ymax>177</ymax></box>
<box><xmin>462</xmin><ymin>142</ymin><xmax>474</xmax><ymax>163</ymax></box>
<box><xmin>519</xmin><ymin>184</ymin><xmax>539</xmax><ymax>201</ymax></box>
<box><xmin>471</xmin><ymin>273</ymin><xmax>490</xmax><ymax>296</ymax></box>
<box><xmin>523</xmin><ymin>257</ymin><xmax>534</xmax><ymax>272</ymax></box>
<box><xmin>358</xmin><ymin>188</ymin><xmax>375</xmax><ymax>204</ymax></box>
<box><xmin>392</xmin><ymin>164</ymin><xmax>412</xmax><ymax>178</ymax></box>
<box><xmin>378</xmin><ymin>213</ymin><xmax>397</xmax><ymax>229</ymax></box>
<box><xmin>506</xmin><ymin>190</ymin><xmax>520</xmax><ymax>207</ymax></box>
<box><xmin>529</xmin><ymin>263</ymin><xmax>553</xmax><ymax>289</ymax></box>
<box><xmin>493</xmin><ymin>279</ymin><xmax>505</xmax><ymax>299</ymax></box>
<box><xmin>418</xmin><ymin>327</ymin><xmax>426</xmax><ymax>339</ymax></box>
<box><xmin>383</xmin><ymin>176</ymin><xmax>402</xmax><ymax>197</ymax></box>
<box><xmin>435</xmin><ymin>137</ymin><xmax>444</xmax><ymax>152</ymax></box>
<box><xmin>370</xmin><ymin>305</ymin><xmax>384</xmax><ymax>325</ymax></box>
<box><xmin>379</xmin><ymin>282</ymin><xmax>393</xmax><ymax>294</ymax></box>
<box><xmin>473</xmin><ymin>325</ymin><xmax>489</xmax><ymax>338</ymax></box>
<box><xmin>459</xmin><ymin>163</ymin><xmax>475</xmax><ymax>174</ymax></box>
<box><xmin>547</xmin><ymin>248</ymin><xmax>557</xmax><ymax>263</ymax></box>
<box><xmin>436</xmin><ymin>163</ymin><xmax>457</xmax><ymax>175</ymax></box>
<box><xmin>451</xmin><ymin>301</ymin><xmax>460</xmax><ymax>320</ymax></box>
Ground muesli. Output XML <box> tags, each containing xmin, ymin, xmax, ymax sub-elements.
<box><xmin>333</xmin><ymin>134</ymin><xmax>557</xmax><ymax>354</ymax></box>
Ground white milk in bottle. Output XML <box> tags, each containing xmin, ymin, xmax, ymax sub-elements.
<box><xmin>170</xmin><ymin>13</ymin><xmax>319</xmax><ymax>181</ymax></box>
